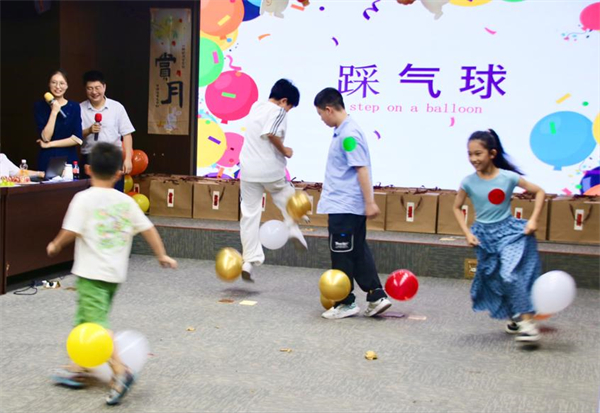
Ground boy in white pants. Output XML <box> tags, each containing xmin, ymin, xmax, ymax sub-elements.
<box><xmin>239</xmin><ymin>79</ymin><xmax>307</xmax><ymax>282</ymax></box>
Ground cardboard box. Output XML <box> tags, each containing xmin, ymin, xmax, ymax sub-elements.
<box><xmin>366</xmin><ymin>192</ymin><xmax>387</xmax><ymax>231</ymax></box>
<box><xmin>297</xmin><ymin>184</ymin><xmax>328</xmax><ymax>228</ymax></box>
<box><xmin>385</xmin><ymin>189</ymin><xmax>439</xmax><ymax>234</ymax></box>
<box><xmin>548</xmin><ymin>196</ymin><xmax>599</xmax><ymax>244</ymax></box>
<box><xmin>511</xmin><ymin>194</ymin><xmax>553</xmax><ymax>241</ymax></box>
<box><xmin>132</xmin><ymin>174</ymin><xmax>171</xmax><ymax>197</ymax></box>
<box><xmin>436</xmin><ymin>190</ymin><xmax>475</xmax><ymax>235</ymax></box>
<box><xmin>149</xmin><ymin>178</ymin><xmax>194</xmax><ymax>218</ymax></box>
<box><xmin>193</xmin><ymin>179</ymin><xmax>240</xmax><ymax>221</ymax></box>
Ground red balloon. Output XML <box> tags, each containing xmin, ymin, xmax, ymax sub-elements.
<box><xmin>385</xmin><ymin>270</ymin><xmax>419</xmax><ymax>301</ymax></box>
<box><xmin>130</xmin><ymin>150</ymin><xmax>149</xmax><ymax>176</ymax></box>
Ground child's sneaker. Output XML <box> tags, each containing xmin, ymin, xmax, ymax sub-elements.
<box><xmin>241</xmin><ymin>262</ymin><xmax>254</xmax><ymax>283</ymax></box>
<box><xmin>364</xmin><ymin>297</ymin><xmax>392</xmax><ymax>317</ymax></box>
<box><xmin>106</xmin><ymin>370</ymin><xmax>135</xmax><ymax>405</ymax></box>
<box><xmin>505</xmin><ymin>321</ymin><xmax>520</xmax><ymax>334</ymax></box>
<box><xmin>515</xmin><ymin>319</ymin><xmax>540</xmax><ymax>342</ymax></box>
<box><xmin>50</xmin><ymin>368</ymin><xmax>90</xmax><ymax>389</ymax></box>
<box><xmin>321</xmin><ymin>303</ymin><xmax>360</xmax><ymax>319</ymax></box>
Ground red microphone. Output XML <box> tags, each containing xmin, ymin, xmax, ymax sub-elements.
<box><xmin>94</xmin><ymin>113</ymin><xmax>102</xmax><ymax>141</ymax></box>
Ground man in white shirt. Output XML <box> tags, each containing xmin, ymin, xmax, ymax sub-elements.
<box><xmin>80</xmin><ymin>71</ymin><xmax>135</xmax><ymax>192</ymax></box>
<box><xmin>238</xmin><ymin>79</ymin><xmax>307</xmax><ymax>282</ymax></box>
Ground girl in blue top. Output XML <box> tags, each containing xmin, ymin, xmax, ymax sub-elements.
<box><xmin>454</xmin><ymin>129</ymin><xmax>546</xmax><ymax>344</ymax></box>
<box><xmin>34</xmin><ymin>70</ymin><xmax>82</xmax><ymax>172</ymax></box>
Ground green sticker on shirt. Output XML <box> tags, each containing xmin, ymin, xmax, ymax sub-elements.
<box><xmin>343</xmin><ymin>137</ymin><xmax>357</xmax><ymax>152</ymax></box>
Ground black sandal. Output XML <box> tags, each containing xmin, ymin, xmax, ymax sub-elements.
<box><xmin>105</xmin><ymin>370</ymin><xmax>135</xmax><ymax>405</ymax></box>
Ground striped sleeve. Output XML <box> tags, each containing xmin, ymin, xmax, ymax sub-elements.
<box><xmin>260</xmin><ymin>107</ymin><xmax>286</xmax><ymax>139</ymax></box>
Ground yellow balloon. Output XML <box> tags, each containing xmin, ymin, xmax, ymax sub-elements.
<box><xmin>450</xmin><ymin>0</ymin><xmax>491</xmax><ymax>6</ymax></box>
<box><xmin>319</xmin><ymin>270</ymin><xmax>351</xmax><ymax>301</ymax></box>
<box><xmin>197</xmin><ymin>119</ymin><xmax>227</xmax><ymax>168</ymax></box>
<box><xmin>124</xmin><ymin>175</ymin><xmax>134</xmax><ymax>193</ymax></box>
<box><xmin>201</xmin><ymin>30</ymin><xmax>239</xmax><ymax>51</ymax></box>
<box><xmin>320</xmin><ymin>295</ymin><xmax>336</xmax><ymax>310</ymax></box>
<box><xmin>593</xmin><ymin>113</ymin><xmax>599</xmax><ymax>144</ymax></box>
<box><xmin>132</xmin><ymin>194</ymin><xmax>150</xmax><ymax>213</ymax></box>
<box><xmin>215</xmin><ymin>247</ymin><xmax>242</xmax><ymax>282</ymax></box>
<box><xmin>286</xmin><ymin>191</ymin><xmax>312</xmax><ymax>221</ymax></box>
<box><xmin>66</xmin><ymin>323</ymin><xmax>114</xmax><ymax>368</ymax></box>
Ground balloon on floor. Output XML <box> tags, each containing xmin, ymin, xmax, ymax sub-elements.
<box><xmin>259</xmin><ymin>220</ymin><xmax>289</xmax><ymax>250</ymax></box>
<box><xmin>66</xmin><ymin>323</ymin><xmax>113</xmax><ymax>368</ymax></box>
<box><xmin>532</xmin><ymin>270</ymin><xmax>576</xmax><ymax>314</ymax></box>
<box><xmin>319</xmin><ymin>269</ymin><xmax>351</xmax><ymax>302</ymax></box>
<box><xmin>385</xmin><ymin>269</ymin><xmax>419</xmax><ymax>301</ymax></box>
<box><xmin>92</xmin><ymin>330</ymin><xmax>150</xmax><ymax>383</ymax></box>
<box><xmin>320</xmin><ymin>295</ymin><xmax>336</xmax><ymax>310</ymax></box>
<box><xmin>215</xmin><ymin>247</ymin><xmax>243</xmax><ymax>282</ymax></box>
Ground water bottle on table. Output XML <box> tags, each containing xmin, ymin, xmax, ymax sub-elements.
<box><xmin>19</xmin><ymin>159</ymin><xmax>30</xmax><ymax>183</ymax></box>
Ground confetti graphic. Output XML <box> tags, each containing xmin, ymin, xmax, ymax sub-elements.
<box><xmin>556</xmin><ymin>93</ymin><xmax>571</xmax><ymax>104</ymax></box>
<box><xmin>363</xmin><ymin>0</ymin><xmax>381</xmax><ymax>20</ymax></box>
<box><xmin>226</xmin><ymin>55</ymin><xmax>242</xmax><ymax>71</ymax></box>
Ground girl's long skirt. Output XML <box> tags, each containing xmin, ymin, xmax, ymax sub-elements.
<box><xmin>471</xmin><ymin>216</ymin><xmax>541</xmax><ymax>320</ymax></box>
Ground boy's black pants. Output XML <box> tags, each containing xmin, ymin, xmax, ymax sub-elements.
<box><xmin>328</xmin><ymin>213</ymin><xmax>386</xmax><ymax>305</ymax></box>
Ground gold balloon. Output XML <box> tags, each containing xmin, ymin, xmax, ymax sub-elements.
<box><xmin>286</xmin><ymin>191</ymin><xmax>312</xmax><ymax>221</ymax></box>
<box><xmin>215</xmin><ymin>248</ymin><xmax>242</xmax><ymax>282</ymax></box>
<box><xmin>320</xmin><ymin>295</ymin><xmax>336</xmax><ymax>310</ymax></box>
<box><xmin>319</xmin><ymin>269</ymin><xmax>351</xmax><ymax>301</ymax></box>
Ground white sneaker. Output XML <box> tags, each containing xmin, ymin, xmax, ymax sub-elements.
<box><xmin>321</xmin><ymin>303</ymin><xmax>360</xmax><ymax>319</ymax></box>
<box><xmin>288</xmin><ymin>224</ymin><xmax>308</xmax><ymax>250</ymax></box>
<box><xmin>241</xmin><ymin>262</ymin><xmax>254</xmax><ymax>283</ymax></box>
<box><xmin>364</xmin><ymin>297</ymin><xmax>392</xmax><ymax>317</ymax></box>
<box><xmin>515</xmin><ymin>319</ymin><xmax>540</xmax><ymax>343</ymax></box>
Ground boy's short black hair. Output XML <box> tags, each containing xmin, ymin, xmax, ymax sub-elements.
<box><xmin>83</xmin><ymin>70</ymin><xmax>106</xmax><ymax>85</ymax></box>
<box><xmin>269</xmin><ymin>79</ymin><xmax>300</xmax><ymax>107</ymax></box>
<box><xmin>314</xmin><ymin>87</ymin><xmax>345</xmax><ymax>110</ymax></box>
<box><xmin>89</xmin><ymin>142</ymin><xmax>122</xmax><ymax>179</ymax></box>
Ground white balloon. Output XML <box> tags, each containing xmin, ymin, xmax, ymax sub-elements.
<box><xmin>532</xmin><ymin>271</ymin><xmax>576</xmax><ymax>314</ymax></box>
<box><xmin>91</xmin><ymin>330</ymin><xmax>150</xmax><ymax>383</ymax></box>
<box><xmin>259</xmin><ymin>220</ymin><xmax>289</xmax><ymax>250</ymax></box>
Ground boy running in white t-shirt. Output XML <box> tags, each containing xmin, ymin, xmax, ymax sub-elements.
<box><xmin>47</xmin><ymin>143</ymin><xmax>177</xmax><ymax>405</ymax></box>
<box><xmin>238</xmin><ymin>79</ymin><xmax>307</xmax><ymax>282</ymax></box>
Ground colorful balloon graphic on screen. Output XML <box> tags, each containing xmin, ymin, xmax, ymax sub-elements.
<box><xmin>593</xmin><ymin>113</ymin><xmax>599</xmax><ymax>144</ymax></box>
<box><xmin>530</xmin><ymin>111</ymin><xmax>595</xmax><ymax>170</ymax></box>
<box><xmin>217</xmin><ymin>132</ymin><xmax>244</xmax><ymax>168</ymax></box>
<box><xmin>205</xmin><ymin>70</ymin><xmax>259</xmax><ymax>124</ymax></box>
<box><xmin>450</xmin><ymin>0</ymin><xmax>491</xmax><ymax>6</ymax></box>
<box><xmin>201</xmin><ymin>30</ymin><xmax>239</xmax><ymax>51</ymax></box>
<box><xmin>197</xmin><ymin>119</ymin><xmax>227</xmax><ymax>168</ymax></box>
<box><xmin>243</xmin><ymin>0</ymin><xmax>261</xmax><ymax>21</ymax></box>
<box><xmin>584</xmin><ymin>185</ymin><xmax>600</xmax><ymax>196</ymax></box>
<box><xmin>199</xmin><ymin>37</ymin><xmax>224</xmax><ymax>87</ymax></box>
<box><xmin>580</xmin><ymin>2</ymin><xmax>600</xmax><ymax>31</ymax></box>
<box><xmin>200</xmin><ymin>0</ymin><xmax>245</xmax><ymax>39</ymax></box>
<box><xmin>247</xmin><ymin>0</ymin><xmax>261</xmax><ymax>6</ymax></box>
<box><xmin>580</xmin><ymin>167</ymin><xmax>600</xmax><ymax>194</ymax></box>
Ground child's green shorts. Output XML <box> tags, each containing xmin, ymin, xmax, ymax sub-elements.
<box><xmin>74</xmin><ymin>277</ymin><xmax>119</xmax><ymax>329</ymax></box>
